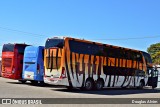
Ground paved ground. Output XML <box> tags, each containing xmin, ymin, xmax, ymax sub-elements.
<box><xmin>0</xmin><ymin>77</ymin><xmax>160</xmax><ymax>107</ymax></box>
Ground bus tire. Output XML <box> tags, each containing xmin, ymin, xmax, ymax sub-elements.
<box><xmin>95</xmin><ymin>79</ymin><xmax>104</xmax><ymax>90</ymax></box>
<box><xmin>85</xmin><ymin>78</ymin><xmax>94</xmax><ymax>91</ymax></box>
<box><xmin>39</xmin><ymin>81</ymin><xmax>45</xmax><ymax>86</ymax></box>
<box><xmin>138</xmin><ymin>80</ymin><xmax>144</xmax><ymax>89</ymax></box>
<box><xmin>66</xmin><ymin>86</ymin><xmax>73</xmax><ymax>90</ymax></box>
<box><xmin>31</xmin><ymin>81</ymin><xmax>38</xmax><ymax>85</ymax></box>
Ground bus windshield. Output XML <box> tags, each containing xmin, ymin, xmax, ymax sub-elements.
<box><xmin>24</xmin><ymin>50</ymin><xmax>37</xmax><ymax>58</ymax></box>
<box><xmin>2</xmin><ymin>44</ymin><xmax>14</xmax><ymax>52</ymax></box>
<box><xmin>45</xmin><ymin>39</ymin><xmax>64</xmax><ymax>49</ymax></box>
<box><xmin>142</xmin><ymin>52</ymin><xmax>152</xmax><ymax>64</ymax></box>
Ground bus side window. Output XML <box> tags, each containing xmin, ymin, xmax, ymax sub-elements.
<box><xmin>17</xmin><ymin>46</ymin><xmax>25</xmax><ymax>54</ymax></box>
<box><xmin>136</xmin><ymin>53</ymin><xmax>143</xmax><ymax>62</ymax></box>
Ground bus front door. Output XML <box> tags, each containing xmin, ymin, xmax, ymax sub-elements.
<box><xmin>148</xmin><ymin>69</ymin><xmax>159</xmax><ymax>89</ymax></box>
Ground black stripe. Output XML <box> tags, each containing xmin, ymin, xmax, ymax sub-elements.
<box><xmin>126</xmin><ymin>76</ymin><xmax>132</xmax><ymax>87</ymax></box>
<box><xmin>112</xmin><ymin>75</ymin><xmax>116</xmax><ymax>87</ymax></box>
<box><xmin>75</xmin><ymin>53</ymin><xmax>79</xmax><ymax>83</ymax></box>
<box><xmin>65</xmin><ymin>50</ymin><xmax>73</xmax><ymax>87</ymax></box>
<box><xmin>50</xmin><ymin>51</ymin><xmax>53</xmax><ymax>72</ymax></box>
<box><xmin>121</xmin><ymin>76</ymin><xmax>127</xmax><ymax>87</ymax></box>
<box><xmin>81</xmin><ymin>55</ymin><xmax>85</xmax><ymax>88</ymax></box>
<box><xmin>56</xmin><ymin>48</ymin><xmax>59</xmax><ymax>70</ymax></box>
<box><xmin>92</xmin><ymin>56</ymin><xmax>96</xmax><ymax>77</ymax></box>
<box><xmin>47</xmin><ymin>49</ymin><xmax>50</xmax><ymax>69</ymax></box>
<box><xmin>88</xmin><ymin>55</ymin><xmax>91</xmax><ymax>77</ymax></box>
<box><xmin>105</xmin><ymin>75</ymin><xmax>108</xmax><ymax>82</ymax></box>
<box><xmin>70</xmin><ymin>52</ymin><xmax>74</xmax><ymax>79</ymax></box>
<box><xmin>97</xmin><ymin>57</ymin><xmax>101</xmax><ymax>78</ymax></box>
<box><xmin>134</xmin><ymin>76</ymin><xmax>136</xmax><ymax>87</ymax></box>
<box><xmin>107</xmin><ymin>75</ymin><xmax>111</xmax><ymax>87</ymax></box>
<box><xmin>116</xmin><ymin>75</ymin><xmax>119</xmax><ymax>84</ymax></box>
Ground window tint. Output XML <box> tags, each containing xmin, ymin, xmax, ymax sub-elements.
<box><xmin>142</xmin><ymin>52</ymin><xmax>152</xmax><ymax>64</ymax></box>
<box><xmin>136</xmin><ymin>53</ymin><xmax>142</xmax><ymax>62</ymax></box>
<box><xmin>69</xmin><ymin>40</ymin><xmax>103</xmax><ymax>55</ymax></box>
<box><xmin>45</xmin><ymin>39</ymin><xmax>64</xmax><ymax>49</ymax></box>
<box><xmin>103</xmin><ymin>47</ymin><xmax>127</xmax><ymax>59</ymax></box>
<box><xmin>17</xmin><ymin>46</ymin><xmax>26</xmax><ymax>54</ymax></box>
<box><xmin>2</xmin><ymin>44</ymin><xmax>14</xmax><ymax>52</ymax></box>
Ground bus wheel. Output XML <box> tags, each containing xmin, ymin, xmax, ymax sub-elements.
<box><xmin>95</xmin><ymin>79</ymin><xmax>104</xmax><ymax>90</ymax></box>
<box><xmin>18</xmin><ymin>80</ymin><xmax>26</xmax><ymax>84</ymax></box>
<box><xmin>66</xmin><ymin>86</ymin><xmax>73</xmax><ymax>90</ymax></box>
<box><xmin>138</xmin><ymin>80</ymin><xmax>144</xmax><ymax>89</ymax></box>
<box><xmin>85</xmin><ymin>79</ymin><xmax>94</xmax><ymax>91</ymax></box>
<box><xmin>31</xmin><ymin>81</ymin><xmax>38</xmax><ymax>85</ymax></box>
<box><xmin>40</xmin><ymin>81</ymin><xmax>45</xmax><ymax>86</ymax></box>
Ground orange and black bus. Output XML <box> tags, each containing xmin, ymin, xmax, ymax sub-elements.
<box><xmin>44</xmin><ymin>37</ymin><xmax>157</xmax><ymax>90</ymax></box>
<box><xmin>1</xmin><ymin>43</ymin><xmax>28</xmax><ymax>82</ymax></box>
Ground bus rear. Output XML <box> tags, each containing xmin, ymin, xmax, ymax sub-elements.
<box><xmin>2</xmin><ymin>44</ymin><xmax>15</xmax><ymax>79</ymax></box>
<box><xmin>22</xmin><ymin>46</ymin><xmax>44</xmax><ymax>84</ymax></box>
<box><xmin>44</xmin><ymin>37</ymin><xmax>65</xmax><ymax>85</ymax></box>
<box><xmin>1</xmin><ymin>44</ymin><xmax>28</xmax><ymax>80</ymax></box>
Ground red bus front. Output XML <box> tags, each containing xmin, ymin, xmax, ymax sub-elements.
<box><xmin>1</xmin><ymin>44</ymin><xmax>27</xmax><ymax>80</ymax></box>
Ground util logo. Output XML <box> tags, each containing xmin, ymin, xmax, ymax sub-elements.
<box><xmin>3</xmin><ymin>54</ymin><xmax>14</xmax><ymax>57</ymax></box>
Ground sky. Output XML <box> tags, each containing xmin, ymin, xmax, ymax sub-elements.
<box><xmin>0</xmin><ymin>0</ymin><xmax>160</xmax><ymax>56</ymax></box>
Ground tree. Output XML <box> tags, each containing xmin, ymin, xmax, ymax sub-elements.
<box><xmin>147</xmin><ymin>43</ymin><xmax>160</xmax><ymax>64</ymax></box>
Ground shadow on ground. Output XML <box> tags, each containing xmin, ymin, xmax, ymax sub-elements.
<box><xmin>6</xmin><ymin>81</ymin><xmax>65</xmax><ymax>88</ymax></box>
<box><xmin>51</xmin><ymin>87</ymin><xmax>160</xmax><ymax>96</ymax></box>
<box><xmin>6</xmin><ymin>79</ymin><xmax>160</xmax><ymax>96</ymax></box>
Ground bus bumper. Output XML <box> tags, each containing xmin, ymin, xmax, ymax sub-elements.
<box><xmin>44</xmin><ymin>76</ymin><xmax>69</xmax><ymax>86</ymax></box>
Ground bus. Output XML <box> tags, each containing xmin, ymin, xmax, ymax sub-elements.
<box><xmin>22</xmin><ymin>46</ymin><xmax>44</xmax><ymax>85</ymax></box>
<box><xmin>1</xmin><ymin>43</ymin><xmax>28</xmax><ymax>82</ymax></box>
<box><xmin>44</xmin><ymin>37</ymin><xmax>157</xmax><ymax>90</ymax></box>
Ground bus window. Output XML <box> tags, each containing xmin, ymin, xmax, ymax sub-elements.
<box><xmin>136</xmin><ymin>53</ymin><xmax>143</xmax><ymax>62</ymax></box>
<box><xmin>17</xmin><ymin>46</ymin><xmax>26</xmax><ymax>54</ymax></box>
<box><xmin>69</xmin><ymin>40</ymin><xmax>103</xmax><ymax>55</ymax></box>
<box><xmin>45</xmin><ymin>39</ymin><xmax>64</xmax><ymax>49</ymax></box>
<box><xmin>142</xmin><ymin>52</ymin><xmax>152</xmax><ymax>64</ymax></box>
<box><xmin>2</xmin><ymin>44</ymin><xmax>14</xmax><ymax>52</ymax></box>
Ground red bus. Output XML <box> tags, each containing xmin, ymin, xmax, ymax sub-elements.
<box><xmin>1</xmin><ymin>43</ymin><xmax>28</xmax><ymax>81</ymax></box>
<box><xmin>0</xmin><ymin>58</ymin><xmax>1</xmax><ymax>77</ymax></box>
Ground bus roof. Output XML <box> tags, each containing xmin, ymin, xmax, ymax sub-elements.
<box><xmin>64</xmin><ymin>37</ymin><xmax>142</xmax><ymax>53</ymax></box>
<box><xmin>3</xmin><ymin>43</ymin><xmax>28</xmax><ymax>46</ymax></box>
<box><xmin>47</xmin><ymin>36</ymin><xmax>66</xmax><ymax>40</ymax></box>
<box><xmin>25</xmin><ymin>46</ymin><xmax>44</xmax><ymax>48</ymax></box>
